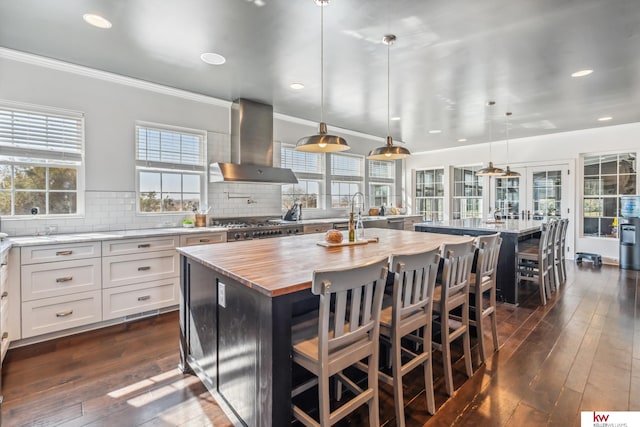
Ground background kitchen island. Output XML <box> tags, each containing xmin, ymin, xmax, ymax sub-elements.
<box><xmin>178</xmin><ymin>228</ymin><xmax>470</xmax><ymax>426</ymax></box>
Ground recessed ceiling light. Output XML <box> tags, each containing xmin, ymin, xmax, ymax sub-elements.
<box><xmin>200</xmin><ymin>52</ymin><xmax>226</xmax><ymax>65</ymax></box>
<box><xmin>458</xmin><ymin>138</ymin><xmax>467</xmax><ymax>142</ymax></box>
<box><xmin>571</xmin><ymin>69</ymin><xmax>593</xmax><ymax>77</ymax></box>
<box><xmin>83</xmin><ymin>13</ymin><xmax>112</xmax><ymax>29</ymax></box>
<box><xmin>390</xmin><ymin>117</ymin><xmax>401</xmax><ymax>121</ymax></box>
<box><xmin>429</xmin><ymin>129</ymin><xmax>442</xmax><ymax>134</ymax></box>
<box><xmin>290</xmin><ymin>83</ymin><xmax>305</xmax><ymax>90</ymax></box>
<box><xmin>597</xmin><ymin>116</ymin><xmax>613</xmax><ymax>121</ymax></box>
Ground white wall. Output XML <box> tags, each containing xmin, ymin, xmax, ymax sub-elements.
<box><xmin>405</xmin><ymin>122</ymin><xmax>640</xmax><ymax>262</ymax></box>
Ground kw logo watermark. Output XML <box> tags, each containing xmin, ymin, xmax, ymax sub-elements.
<box><xmin>581</xmin><ymin>410</ymin><xmax>640</xmax><ymax>427</ymax></box>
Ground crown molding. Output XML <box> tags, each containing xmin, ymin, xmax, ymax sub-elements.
<box><xmin>0</xmin><ymin>47</ymin><xmax>231</xmax><ymax>108</ymax></box>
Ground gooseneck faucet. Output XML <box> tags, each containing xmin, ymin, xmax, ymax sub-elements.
<box><xmin>351</xmin><ymin>192</ymin><xmax>365</xmax><ymax>240</ymax></box>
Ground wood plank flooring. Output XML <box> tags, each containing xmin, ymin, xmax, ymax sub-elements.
<box><xmin>2</xmin><ymin>262</ymin><xmax>638</xmax><ymax>426</ymax></box>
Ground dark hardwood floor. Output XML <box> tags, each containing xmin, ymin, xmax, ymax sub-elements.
<box><xmin>2</xmin><ymin>262</ymin><xmax>638</xmax><ymax>426</ymax></box>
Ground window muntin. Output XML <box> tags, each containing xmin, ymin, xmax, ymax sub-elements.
<box><xmin>281</xmin><ymin>145</ymin><xmax>324</xmax><ymax>209</ymax></box>
<box><xmin>415</xmin><ymin>168</ymin><xmax>444</xmax><ymax>220</ymax></box>
<box><xmin>331</xmin><ymin>181</ymin><xmax>362</xmax><ymax>208</ymax></box>
<box><xmin>136</xmin><ymin>123</ymin><xmax>206</xmax><ymax>213</ymax></box>
<box><xmin>452</xmin><ymin>166</ymin><xmax>483</xmax><ymax>219</ymax></box>
<box><xmin>368</xmin><ymin>160</ymin><xmax>395</xmax><ymax>208</ymax></box>
<box><xmin>583</xmin><ymin>152</ymin><xmax>637</xmax><ymax>237</ymax></box>
<box><xmin>330</xmin><ymin>153</ymin><xmax>364</xmax><ymax>208</ymax></box>
<box><xmin>0</xmin><ymin>103</ymin><xmax>83</xmax><ymax>216</ymax></box>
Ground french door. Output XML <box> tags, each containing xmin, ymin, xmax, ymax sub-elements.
<box><xmin>490</xmin><ymin>162</ymin><xmax>575</xmax><ymax>257</ymax></box>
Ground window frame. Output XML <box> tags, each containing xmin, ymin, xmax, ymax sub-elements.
<box><xmin>280</xmin><ymin>144</ymin><xmax>325</xmax><ymax>210</ymax></box>
<box><xmin>452</xmin><ymin>165</ymin><xmax>483</xmax><ymax>219</ymax></box>
<box><xmin>414</xmin><ymin>168</ymin><xmax>445</xmax><ymax>221</ymax></box>
<box><xmin>330</xmin><ymin>152</ymin><xmax>364</xmax><ymax>209</ymax></box>
<box><xmin>0</xmin><ymin>101</ymin><xmax>85</xmax><ymax>217</ymax></box>
<box><xmin>135</xmin><ymin>121</ymin><xmax>207</xmax><ymax>215</ymax></box>
<box><xmin>368</xmin><ymin>159</ymin><xmax>395</xmax><ymax>208</ymax></box>
<box><xmin>582</xmin><ymin>151</ymin><xmax>638</xmax><ymax>238</ymax></box>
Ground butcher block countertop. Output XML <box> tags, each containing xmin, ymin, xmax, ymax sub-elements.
<box><xmin>177</xmin><ymin>228</ymin><xmax>472</xmax><ymax>297</ymax></box>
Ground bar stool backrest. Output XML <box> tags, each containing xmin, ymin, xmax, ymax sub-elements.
<box><xmin>311</xmin><ymin>256</ymin><xmax>389</xmax><ymax>360</ymax></box>
<box><xmin>475</xmin><ymin>233</ymin><xmax>502</xmax><ymax>283</ymax></box>
<box><xmin>440</xmin><ymin>239</ymin><xmax>475</xmax><ymax>306</ymax></box>
<box><xmin>389</xmin><ymin>247</ymin><xmax>440</xmax><ymax>332</ymax></box>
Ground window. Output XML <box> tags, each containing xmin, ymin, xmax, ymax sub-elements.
<box><xmin>281</xmin><ymin>145</ymin><xmax>324</xmax><ymax>209</ymax></box>
<box><xmin>136</xmin><ymin>123</ymin><xmax>206</xmax><ymax>213</ymax></box>
<box><xmin>415</xmin><ymin>168</ymin><xmax>444</xmax><ymax>220</ymax></box>
<box><xmin>330</xmin><ymin>153</ymin><xmax>364</xmax><ymax>208</ymax></box>
<box><xmin>583</xmin><ymin>152</ymin><xmax>637</xmax><ymax>237</ymax></box>
<box><xmin>452</xmin><ymin>166</ymin><xmax>483</xmax><ymax>219</ymax></box>
<box><xmin>0</xmin><ymin>103</ymin><xmax>83</xmax><ymax>216</ymax></box>
<box><xmin>369</xmin><ymin>160</ymin><xmax>395</xmax><ymax>208</ymax></box>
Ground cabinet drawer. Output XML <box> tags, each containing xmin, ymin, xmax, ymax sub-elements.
<box><xmin>1</xmin><ymin>296</ymin><xmax>8</xmax><ymax>360</ymax></box>
<box><xmin>102</xmin><ymin>278</ymin><xmax>179</xmax><ymax>320</ymax></box>
<box><xmin>102</xmin><ymin>250</ymin><xmax>179</xmax><ymax>289</ymax></box>
<box><xmin>21</xmin><ymin>258</ymin><xmax>101</xmax><ymax>301</ymax></box>
<box><xmin>22</xmin><ymin>291</ymin><xmax>102</xmax><ymax>338</ymax></box>
<box><xmin>0</xmin><ymin>263</ymin><xmax>7</xmax><ymax>296</ymax></box>
<box><xmin>179</xmin><ymin>232</ymin><xmax>227</xmax><ymax>247</ymax></box>
<box><xmin>303</xmin><ymin>224</ymin><xmax>333</xmax><ymax>234</ymax></box>
<box><xmin>21</xmin><ymin>242</ymin><xmax>101</xmax><ymax>265</ymax></box>
<box><xmin>102</xmin><ymin>236</ymin><xmax>179</xmax><ymax>256</ymax></box>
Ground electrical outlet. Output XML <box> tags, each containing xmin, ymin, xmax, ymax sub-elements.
<box><xmin>218</xmin><ymin>282</ymin><xmax>226</xmax><ymax>308</ymax></box>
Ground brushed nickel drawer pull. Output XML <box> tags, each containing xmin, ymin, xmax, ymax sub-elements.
<box><xmin>138</xmin><ymin>244</ymin><xmax>151</xmax><ymax>248</ymax></box>
<box><xmin>56</xmin><ymin>310</ymin><xmax>73</xmax><ymax>318</ymax></box>
<box><xmin>1</xmin><ymin>291</ymin><xmax>7</xmax><ymax>299</ymax></box>
<box><xmin>55</xmin><ymin>250</ymin><xmax>73</xmax><ymax>256</ymax></box>
<box><xmin>138</xmin><ymin>266</ymin><xmax>151</xmax><ymax>271</ymax></box>
<box><xmin>137</xmin><ymin>295</ymin><xmax>151</xmax><ymax>301</ymax></box>
<box><xmin>56</xmin><ymin>276</ymin><xmax>73</xmax><ymax>283</ymax></box>
<box><xmin>1</xmin><ymin>332</ymin><xmax>7</xmax><ymax>340</ymax></box>
<box><xmin>199</xmin><ymin>239</ymin><xmax>210</xmax><ymax>243</ymax></box>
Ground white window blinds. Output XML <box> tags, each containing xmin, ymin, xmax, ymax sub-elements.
<box><xmin>369</xmin><ymin>160</ymin><xmax>395</xmax><ymax>179</ymax></box>
<box><xmin>136</xmin><ymin>124</ymin><xmax>205</xmax><ymax>171</ymax></box>
<box><xmin>0</xmin><ymin>105</ymin><xmax>84</xmax><ymax>164</ymax></box>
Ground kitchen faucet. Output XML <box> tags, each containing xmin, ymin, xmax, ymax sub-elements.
<box><xmin>351</xmin><ymin>192</ymin><xmax>365</xmax><ymax>240</ymax></box>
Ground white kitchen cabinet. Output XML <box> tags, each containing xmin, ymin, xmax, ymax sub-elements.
<box><xmin>19</xmin><ymin>242</ymin><xmax>103</xmax><ymax>339</ymax></box>
<box><xmin>0</xmin><ymin>249</ymin><xmax>9</xmax><ymax>359</ymax></box>
<box><xmin>101</xmin><ymin>236</ymin><xmax>180</xmax><ymax>319</ymax></box>
<box><xmin>21</xmin><ymin>241</ymin><xmax>101</xmax><ymax>265</ymax></box>
<box><xmin>22</xmin><ymin>291</ymin><xmax>102</xmax><ymax>338</ymax></box>
<box><xmin>102</xmin><ymin>250</ymin><xmax>179</xmax><ymax>289</ymax></box>
<box><xmin>102</xmin><ymin>277</ymin><xmax>179</xmax><ymax>320</ymax></box>
<box><xmin>21</xmin><ymin>258</ymin><xmax>101</xmax><ymax>301</ymax></box>
<box><xmin>179</xmin><ymin>232</ymin><xmax>226</xmax><ymax>247</ymax></box>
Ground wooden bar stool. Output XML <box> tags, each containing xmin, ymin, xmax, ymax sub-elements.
<box><xmin>516</xmin><ymin>222</ymin><xmax>553</xmax><ymax>305</ymax></box>
<box><xmin>468</xmin><ymin>233</ymin><xmax>502</xmax><ymax>364</ymax></box>
<box><xmin>432</xmin><ymin>239</ymin><xmax>475</xmax><ymax>397</ymax></box>
<box><xmin>376</xmin><ymin>246</ymin><xmax>440</xmax><ymax>425</ymax></box>
<box><xmin>291</xmin><ymin>256</ymin><xmax>389</xmax><ymax>427</ymax></box>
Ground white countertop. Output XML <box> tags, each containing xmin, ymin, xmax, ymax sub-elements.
<box><xmin>270</xmin><ymin>214</ymin><xmax>422</xmax><ymax>226</ymax></box>
<box><xmin>5</xmin><ymin>226</ymin><xmax>228</xmax><ymax>247</ymax></box>
<box><xmin>415</xmin><ymin>219</ymin><xmax>543</xmax><ymax>234</ymax></box>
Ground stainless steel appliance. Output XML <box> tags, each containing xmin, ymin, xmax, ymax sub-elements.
<box><xmin>212</xmin><ymin>218</ymin><xmax>303</xmax><ymax>242</ymax></box>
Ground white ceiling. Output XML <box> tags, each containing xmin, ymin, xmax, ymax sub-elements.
<box><xmin>1</xmin><ymin>0</ymin><xmax>639</xmax><ymax>152</ymax></box>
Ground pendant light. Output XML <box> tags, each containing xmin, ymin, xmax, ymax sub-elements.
<box><xmin>476</xmin><ymin>101</ymin><xmax>505</xmax><ymax>176</ymax></box>
<box><xmin>501</xmin><ymin>111</ymin><xmax>521</xmax><ymax>177</ymax></box>
<box><xmin>295</xmin><ymin>0</ymin><xmax>349</xmax><ymax>153</ymax></box>
<box><xmin>368</xmin><ymin>34</ymin><xmax>411</xmax><ymax>160</ymax></box>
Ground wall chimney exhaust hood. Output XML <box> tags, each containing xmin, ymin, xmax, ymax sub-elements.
<box><xmin>209</xmin><ymin>99</ymin><xmax>298</xmax><ymax>184</ymax></box>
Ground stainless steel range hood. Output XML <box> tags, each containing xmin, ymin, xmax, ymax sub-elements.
<box><xmin>209</xmin><ymin>99</ymin><xmax>298</xmax><ymax>184</ymax></box>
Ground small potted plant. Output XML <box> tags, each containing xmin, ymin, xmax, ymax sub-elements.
<box><xmin>182</xmin><ymin>218</ymin><xmax>194</xmax><ymax>228</ymax></box>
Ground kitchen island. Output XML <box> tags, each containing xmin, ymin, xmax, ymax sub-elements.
<box><xmin>415</xmin><ymin>219</ymin><xmax>543</xmax><ymax>305</ymax></box>
<box><xmin>177</xmin><ymin>228</ymin><xmax>471</xmax><ymax>426</ymax></box>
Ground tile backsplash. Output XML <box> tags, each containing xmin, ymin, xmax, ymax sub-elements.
<box><xmin>1</xmin><ymin>187</ymin><xmax>284</xmax><ymax>237</ymax></box>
